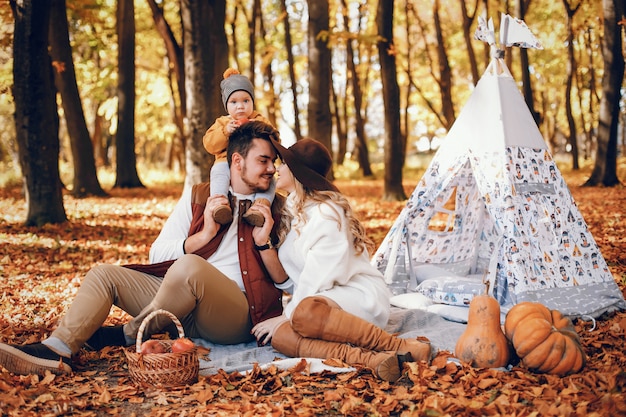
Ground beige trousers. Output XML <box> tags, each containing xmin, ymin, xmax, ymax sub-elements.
<box><xmin>51</xmin><ymin>254</ymin><xmax>253</xmax><ymax>353</ymax></box>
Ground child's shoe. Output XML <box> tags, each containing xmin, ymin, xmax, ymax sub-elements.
<box><xmin>243</xmin><ymin>198</ymin><xmax>270</xmax><ymax>227</ymax></box>
<box><xmin>213</xmin><ymin>204</ymin><xmax>233</xmax><ymax>225</ymax></box>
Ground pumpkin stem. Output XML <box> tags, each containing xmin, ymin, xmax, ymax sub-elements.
<box><xmin>482</xmin><ymin>272</ymin><xmax>490</xmax><ymax>295</ymax></box>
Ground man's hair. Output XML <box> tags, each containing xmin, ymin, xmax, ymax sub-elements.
<box><xmin>227</xmin><ymin>121</ymin><xmax>280</xmax><ymax>165</ymax></box>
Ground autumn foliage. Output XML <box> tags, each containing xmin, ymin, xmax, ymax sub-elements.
<box><xmin>0</xmin><ymin>176</ymin><xmax>625</xmax><ymax>416</ymax></box>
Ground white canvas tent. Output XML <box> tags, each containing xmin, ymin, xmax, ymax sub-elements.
<box><xmin>372</xmin><ymin>16</ymin><xmax>626</xmax><ymax>319</ymax></box>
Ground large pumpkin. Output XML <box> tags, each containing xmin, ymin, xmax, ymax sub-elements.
<box><xmin>455</xmin><ymin>294</ymin><xmax>510</xmax><ymax>368</ymax></box>
<box><xmin>504</xmin><ymin>302</ymin><xmax>585</xmax><ymax>376</ymax></box>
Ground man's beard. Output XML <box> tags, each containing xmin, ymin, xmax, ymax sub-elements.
<box><xmin>240</xmin><ymin>164</ymin><xmax>271</xmax><ymax>193</ymax></box>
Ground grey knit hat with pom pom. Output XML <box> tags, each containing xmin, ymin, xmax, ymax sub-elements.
<box><xmin>220</xmin><ymin>68</ymin><xmax>255</xmax><ymax>110</ymax></box>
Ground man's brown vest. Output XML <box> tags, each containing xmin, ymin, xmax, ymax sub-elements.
<box><xmin>125</xmin><ymin>182</ymin><xmax>284</xmax><ymax>326</ymax></box>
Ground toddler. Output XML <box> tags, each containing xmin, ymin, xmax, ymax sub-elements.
<box><xmin>203</xmin><ymin>68</ymin><xmax>275</xmax><ymax>226</ymax></box>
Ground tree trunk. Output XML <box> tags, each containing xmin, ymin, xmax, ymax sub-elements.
<box><xmin>584</xmin><ymin>27</ymin><xmax>600</xmax><ymax>159</ymax></box>
<box><xmin>331</xmin><ymin>84</ymin><xmax>347</xmax><ymax>165</ymax></box>
<box><xmin>258</xmin><ymin>6</ymin><xmax>278</xmax><ymax>128</ymax></box>
<box><xmin>146</xmin><ymin>0</ymin><xmax>185</xmax><ymax>117</ymax></box>
<box><xmin>340</xmin><ymin>0</ymin><xmax>371</xmax><ymax>176</ymax></box>
<box><xmin>574</xmin><ymin>39</ymin><xmax>591</xmax><ymax>160</ymax></box>
<box><xmin>307</xmin><ymin>0</ymin><xmax>333</xmax><ymax>171</ymax></box>
<box><xmin>279</xmin><ymin>0</ymin><xmax>302</xmax><ymax>140</ymax></box>
<box><xmin>11</xmin><ymin>0</ymin><xmax>67</xmax><ymax>226</ymax></box>
<box><xmin>377</xmin><ymin>0</ymin><xmax>406</xmax><ymax>201</ymax></box>
<box><xmin>229</xmin><ymin>5</ymin><xmax>242</xmax><ymax>70</ymax></box>
<box><xmin>249</xmin><ymin>0</ymin><xmax>261</xmax><ymax>80</ymax></box>
<box><xmin>433</xmin><ymin>0</ymin><xmax>455</xmax><ymax>129</ymax></box>
<box><xmin>92</xmin><ymin>109</ymin><xmax>107</xmax><ymax>166</ymax></box>
<box><xmin>584</xmin><ymin>0</ymin><xmax>624</xmax><ymax>187</ymax></box>
<box><xmin>406</xmin><ymin>5</ymin><xmax>448</xmax><ymax>129</ymax></box>
<box><xmin>460</xmin><ymin>0</ymin><xmax>480</xmax><ymax>85</ymax></box>
<box><xmin>517</xmin><ymin>0</ymin><xmax>539</xmax><ymax>125</ymax></box>
<box><xmin>562</xmin><ymin>0</ymin><xmax>581</xmax><ymax>170</ymax></box>
<box><xmin>49</xmin><ymin>0</ymin><xmax>107</xmax><ymax>198</ymax></box>
<box><xmin>114</xmin><ymin>0</ymin><xmax>143</xmax><ymax>188</ymax></box>
<box><xmin>181</xmin><ymin>0</ymin><xmax>228</xmax><ymax>189</ymax></box>
<box><xmin>402</xmin><ymin>1</ymin><xmax>413</xmax><ymax>151</ymax></box>
<box><xmin>520</xmin><ymin>48</ymin><xmax>540</xmax><ymax>123</ymax></box>
<box><xmin>331</xmin><ymin>0</ymin><xmax>349</xmax><ymax>166</ymax></box>
<box><xmin>89</xmin><ymin>48</ymin><xmax>110</xmax><ymax>168</ymax></box>
<box><xmin>146</xmin><ymin>0</ymin><xmax>186</xmax><ymax>172</ymax></box>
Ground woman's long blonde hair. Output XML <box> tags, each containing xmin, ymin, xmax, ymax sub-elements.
<box><xmin>276</xmin><ymin>181</ymin><xmax>374</xmax><ymax>256</ymax></box>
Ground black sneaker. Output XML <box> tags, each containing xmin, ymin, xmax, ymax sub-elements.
<box><xmin>0</xmin><ymin>342</ymin><xmax>72</xmax><ymax>376</ymax></box>
<box><xmin>85</xmin><ymin>325</ymin><xmax>127</xmax><ymax>351</ymax></box>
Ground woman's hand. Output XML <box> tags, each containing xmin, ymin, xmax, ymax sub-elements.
<box><xmin>251</xmin><ymin>315</ymin><xmax>288</xmax><ymax>345</ymax></box>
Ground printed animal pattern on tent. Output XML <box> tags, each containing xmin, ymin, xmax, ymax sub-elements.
<box><xmin>373</xmin><ymin>60</ymin><xmax>626</xmax><ymax>319</ymax></box>
<box><xmin>491</xmin><ymin>148</ymin><xmax>610</xmax><ymax>293</ymax></box>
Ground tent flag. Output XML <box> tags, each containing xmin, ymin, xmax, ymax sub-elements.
<box><xmin>373</xmin><ymin>18</ymin><xmax>625</xmax><ymax>321</ymax></box>
<box><xmin>499</xmin><ymin>14</ymin><xmax>544</xmax><ymax>49</ymax></box>
<box><xmin>474</xmin><ymin>14</ymin><xmax>543</xmax><ymax>50</ymax></box>
<box><xmin>474</xmin><ymin>15</ymin><xmax>497</xmax><ymax>46</ymax></box>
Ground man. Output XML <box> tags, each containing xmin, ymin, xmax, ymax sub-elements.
<box><xmin>0</xmin><ymin>121</ymin><xmax>285</xmax><ymax>376</ymax></box>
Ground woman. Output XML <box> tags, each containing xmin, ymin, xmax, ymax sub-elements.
<box><xmin>250</xmin><ymin>138</ymin><xmax>431</xmax><ymax>382</ymax></box>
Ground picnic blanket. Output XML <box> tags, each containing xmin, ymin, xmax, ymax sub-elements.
<box><xmin>196</xmin><ymin>307</ymin><xmax>466</xmax><ymax>376</ymax></box>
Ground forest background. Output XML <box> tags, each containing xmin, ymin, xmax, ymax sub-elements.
<box><xmin>0</xmin><ymin>1</ymin><xmax>625</xmax><ymax>414</ymax></box>
<box><xmin>0</xmin><ymin>0</ymin><xmax>624</xmax><ymax>228</ymax></box>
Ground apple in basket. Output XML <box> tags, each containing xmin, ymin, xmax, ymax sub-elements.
<box><xmin>140</xmin><ymin>339</ymin><xmax>166</xmax><ymax>354</ymax></box>
<box><xmin>171</xmin><ymin>338</ymin><xmax>195</xmax><ymax>353</ymax></box>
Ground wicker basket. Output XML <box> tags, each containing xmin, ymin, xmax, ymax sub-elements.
<box><xmin>124</xmin><ymin>309</ymin><xmax>199</xmax><ymax>386</ymax></box>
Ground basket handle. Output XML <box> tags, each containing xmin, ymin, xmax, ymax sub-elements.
<box><xmin>135</xmin><ymin>309</ymin><xmax>185</xmax><ymax>353</ymax></box>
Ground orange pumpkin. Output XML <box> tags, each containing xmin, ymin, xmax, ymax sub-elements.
<box><xmin>504</xmin><ymin>302</ymin><xmax>585</xmax><ymax>376</ymax></box>
<box><xmin>454</xmin><ymin>294</ymin><xmax>510</xmax><ymax>368</ymax></box>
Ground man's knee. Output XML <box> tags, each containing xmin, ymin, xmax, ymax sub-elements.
<box><xmin>84</xmin><ymin>264</ymin><xmax>121</xmax><ymax>285</ymax></box>
<box><xmin>167</xmin><ymin>254</ymin><xmax>204</xmax><ymax>278</ymax></box>
<box><xmin>165</xmin><ymin>254</ymin><xmax>213</xmax><ymax>287</ymax></box>
<box><xmin>169</xmin><ymin>254</ymin><xmax>206</xmax><ymax>274</ymax></box>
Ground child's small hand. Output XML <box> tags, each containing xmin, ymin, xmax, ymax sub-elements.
<box><xmin>227</xmin><ymin>117</ymin><xmax>251</xmax><ymax>134</ymax></box>
<box><xmin>226</xmin><ymin>119</ymin><xmax>239</xmax><ymax>134</ymax></box>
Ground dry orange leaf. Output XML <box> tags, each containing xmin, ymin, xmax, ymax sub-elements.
<box><xmin>0</xmin><ymin>179</ymin><xmax>624</xmax><ymax>416</ymax></box>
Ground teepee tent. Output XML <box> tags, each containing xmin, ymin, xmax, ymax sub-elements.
<box><xmin>372</xmin><ymin>15</ymin><xmax>625</xmax><ymax>319</ymax></box>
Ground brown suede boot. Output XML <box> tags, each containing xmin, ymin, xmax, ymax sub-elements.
<box><xmin>213</xmin><ymin>204</ymin><xmax>233</xmax><ymax>225</ymax></box>
<box><xmin>242</xmin><ymin>198</ymin><xmax>271</xmax><ymax>227</ymax></box>
<box><xmin>291</xmin><ymin>296</ymin><xmax>432</xmax><ymax>363</ymax></box>
<box><xmin>271</xmin><ymin>322</ymin><xmax>411</xmax><ymax>382</ymax></box>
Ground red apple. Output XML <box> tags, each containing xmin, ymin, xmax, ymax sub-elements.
<box><xmin>236</xmin><ymin>117</ymin><xmax>249</xmax><ymax>126</ymax></box>
<box><xmin>171</xmin><ymin>338</ymin><xmax>195</xmax><ymax>353</ymax></box>
<box><xmin>140</xmin><ymin>339</ymin><xmax>166</xmax><ymax>354</ymax></box>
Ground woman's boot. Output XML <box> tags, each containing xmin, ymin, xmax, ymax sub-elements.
<box><xmin>271</xmin><ymin>322</ymin><xmax>411</xmax><ymax>382</ymax></box>
<box><xmin>291</xmin><ymin>296</ymin><xmax>432</xmax><ymax>363</ymax></box>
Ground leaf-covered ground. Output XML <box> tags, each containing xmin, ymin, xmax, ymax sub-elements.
<box><xmin>0</xmin><ymin>172</ymin><xmax>625</xmax><ymax>416</ymax></box>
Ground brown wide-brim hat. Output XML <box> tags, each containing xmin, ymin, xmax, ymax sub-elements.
<box><xmin>271</xmin><ymin>137</ymin><xmax>339</xmax><ymax>193</ymax></box>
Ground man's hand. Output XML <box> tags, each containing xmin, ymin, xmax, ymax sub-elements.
<box><xmin>182</xmin><ymin>195</ymin><xmax>223</xmax><ymax>254</ymax></box>
<box><xmin>251</xmin><ymin>202</ymin><xmax>274</xmax><ymax>246</ymax></box>
<box><xmin>203</xmin><ymin>195</ymin><xmax>229</xmax><ymax>229</ymax></box>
